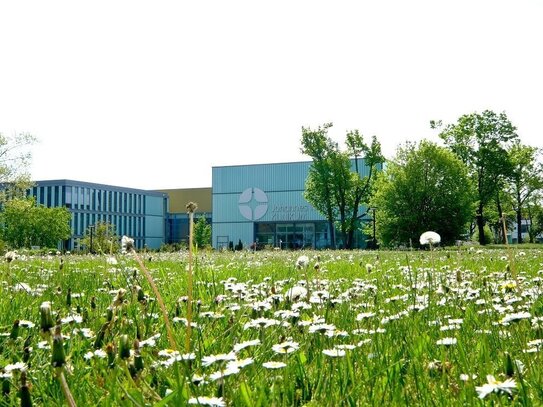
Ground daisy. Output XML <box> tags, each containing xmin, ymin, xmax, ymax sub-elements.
<box><xmin>476</xmin><ymin>374</ymin><xmax>516</xmax><ymax>399</ymax></box>
<box><xmin>272</xmin><ymin>341</ymin><xmax>299</xmax><ymax>354</ymax></box>
<box><xmin>436</xmin><ymin>337</ymin><xmax>457</xmax><ymax>346</ymax></box>
<box><xmin>202</xmin><ymin>352</ymin><xmax>237</xmax><ymax>367</ymax></box>
<box><xmin>188</xmin><ymin>396</ymin><xmax>226</xmax><ymax>406</ymax></box>
<box><xmin>322</xmin><ymin>348</ymin><xmax>346</xmax><ymax>357</ymax></box>
<box><xmin>263</xmin><ymin>361</ymin><xmax>287</xmax><ymax>369</ymax></box>
<box><xmin>233</xmin><ymin>339</ymin><xmax>261</xmax><ymax>352</ymax></box>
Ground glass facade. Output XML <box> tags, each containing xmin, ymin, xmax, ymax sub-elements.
<box><xmin>27</xmin><ymin>180</ymin><xmax>167</xmax><ymax>251</ymax></box>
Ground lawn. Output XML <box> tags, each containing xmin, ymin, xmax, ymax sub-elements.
<box><xmin>1</xmin><ymin>247</ymin><xmax>542</xmax><ymax>406</ymax></box>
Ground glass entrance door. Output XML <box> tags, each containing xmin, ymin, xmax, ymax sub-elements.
<box><xmin>276</xmin><ymin>223</ymin><xmax>315</xmax><ymax>249</ymax></box>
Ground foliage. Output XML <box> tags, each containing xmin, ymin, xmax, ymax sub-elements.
<box><xmin>435</xmin><ymin>110</ymin><xmax>519</xmax><ymax>245</ymax></box>
<box><xmin>301</xmin><ymin>123</ymin><xmax>384</xmax><ymax>249</ymax></box>
<box><xmin>0</xmin><ymin>197</ymin><xmax>71</xmax><ymax>248</ymax></box>
<box><xmin>472</xmin><ymin>224</ymin><xmax>494</xmax><ymax>244</ymax></box>
<box><xmin>80</xmin><ymin>221</ymin><xmax>119</xmax><ymax>254</ymax></box>
<box><xmin>193</xmin><ymin>215</ymin><xmax>212</xmax><ymax>249</ymax></box>
<box><xmin>526</xmin><ymin>202</ymin><xmax>543</xmax><ymax>242</ymax></box>
<box><xmin>507</xmin><ymin>142</ymin><xmax>543</xmax><ymax>243</ymax></box>
<box><xmin>486</xmin><ymin>190</ymin><xmax>516</xmax><ymax>244</ymax></box>
<box><xmin>0</xmin><ymin>132</ymin><xmax>37</xmax><ymax>202</ymax></box>
<box><xmin>371</xmin><ymin>140</ymin><xmax>474</xmax><ymax>247</ymax></box>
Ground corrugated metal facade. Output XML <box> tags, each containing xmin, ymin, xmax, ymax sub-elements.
<box><xmin>211</xmin><ymin>159</ymin><xmax>374</xmax><ymax>250</ymax></box>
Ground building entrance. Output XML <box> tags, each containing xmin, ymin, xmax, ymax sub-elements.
<box><xmin>275</xmin><ymin>223</ymin><xmax>314</xmax><ymax>249</ymax></box>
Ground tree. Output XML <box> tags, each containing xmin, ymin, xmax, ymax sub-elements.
<box><xmin>0</xmin><ymin>132</ymin><xmax>37</xmax><ymax>202</ymax></box>
<box><xmin>301</xmin><ymin>123</ymin><xmax>384</xmax><ymax>249</ymax></box>
<box><xmin>80</xmin><ymin>221</ymin><xmax>118</xmax><ymax>254</ymax></box>
<box><xmin>507</xmin><ymin>142</ymin><xmax>543</xmax><ymax>243</ymax></box>
<box><xmin>435</xmin><ymin>110</ymin><xmax>518</xmax><ymax>245</ymax></box>
<box><xmin>193</xmin><ymin>215</ymin><xmax>211</xmax><ymax>249</ymax></box>
<box><xmin>527</xmin><ymin>200</ymin><xmax>543</xmax><ymax>243</ymax></box>
<box><xmin>370</xmin><ymin>140</ymin><xmax>474</xmax><ymax>247</ymax></box>
<box><xmin>1</xmin><ymin>197</ymin><xmax>71</xmax><ymax>248</ymax></box>
<box><xmin>301</xmin><ymin>123</ymin><xmax>338</xmax><ymax>248</ymax></box>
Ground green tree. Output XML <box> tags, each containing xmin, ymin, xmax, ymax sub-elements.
<box><xmin>434</xmin><ymin>110</ymin><xmax>518</xmax><ymax>245</ymax></box>
<box><xmin>1</xmin><ymin>197</ymin><xmax>71</xmax><ymax>248</ymax></box>
<box><xmin>507</xmin><ymin>142</ymin><xmax>543</xmax><ymax>243</ymax></box>
<box><xmin>301</xmin><ymin>123</ymin><xmax>384</xmax><ymax>249</ymax></box>
<box><xmin>371</xmin><ymin>140</ymin><xmax>474</xmax><ymax>247</ymax></box>
<box><xmin>193</xmin><ymin>215</ymin><xmax>211</xmax><ymax>249</ymax></box>
<box><xmin>0</xmin><ymin>132</ymin><xmax>37</xmax><ymax>202</ymax></box>
<box><xmin>301</xmin><ymin>123</ymin><xmax>338</xmax><ymax>248</ymax></box>
<box><xmin>527</xmin><ymin>199</ymin><xmax>543</xmax><ymax>243</ymax></box>
<box><xmin>80</xmin><ymin>221</ymin><xmax>118</xmax><ymax>254</ymax></box>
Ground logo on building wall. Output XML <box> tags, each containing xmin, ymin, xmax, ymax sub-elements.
<box><xmin>238</xmin><ymin>188</ymin><xmax>268</xmax><ymax>221</ymax></box>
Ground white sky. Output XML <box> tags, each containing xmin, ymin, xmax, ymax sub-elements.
<box><xmin>1</xmin><ymin>1</ymin><xmax>542</xmax><ymax>190</ymax></box>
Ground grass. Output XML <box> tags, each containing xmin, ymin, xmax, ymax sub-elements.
<box><xmin>1</xmin><ymin>247</ymin><xmax>543</xmax><ymax>405</ymax></box>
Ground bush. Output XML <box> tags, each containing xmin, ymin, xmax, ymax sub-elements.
<box><xmin>472</xmin><ymin>225</ymin><xmax>494</xmax><ymax>245</ymax></box>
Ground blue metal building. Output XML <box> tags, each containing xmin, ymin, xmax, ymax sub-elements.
<box><xmin>212</xmin><ymin>160</ymin><xmax>377</xmax><ymax>250</ymax></box>
<box><xmin>28</xmin><ymin>180</ymin><xmax>167</xmax><ymax>250</ymax></box>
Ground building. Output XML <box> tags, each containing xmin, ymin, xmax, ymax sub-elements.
<box><xmin>28</xmin><ymin>180</ymin><xmax>167</xmax><ymax>250</ymax></box>
<box><xmin>24</xmin><ymin>159</ymin><xmax>378</xmax><ymax>251</ymax></box>
<box><xmin>156</xmin><ymin>187</ymin><xmax>212</xmax><ymax>246</ymax></box>
<box><xmin>509</xmin><ymin>219</ymin><xmax>543</xmax><ymax>244</ymax></box>
<box><xmin>211</xmin><ymin>160</ymin><xmax>377</xmax><ymax>250</ymax></box>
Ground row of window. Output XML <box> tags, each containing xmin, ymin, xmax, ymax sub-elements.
<box><xmin>29</xmin><ymin>185</ymin><xmax>147</xmax><ymax>214</ymax></box>
<box><xmin>73</xmin><ymin>212</ymin><xmax>145</xmax><ymax>238</ymax></box>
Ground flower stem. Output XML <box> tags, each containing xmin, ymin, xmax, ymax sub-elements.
<box><xmin>131</xmin><ymin>250</ymin><xmax>177</xmax><ymax>351</ymax></box>
<box><xmin>56</xmin><ymin>368</ymin><xmax>77</xmax><ymax>407</ymax></box>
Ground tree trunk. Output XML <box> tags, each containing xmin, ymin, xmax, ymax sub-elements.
<box><xmin>328</xmin><ymin>218</ymin><xmax>336</xmax><ymax>249</ymax></box>
<box><xmin>517</xmin><ymin>208</ymin><xmax>523</xmax><ymax>244</ymax></box>
<box><xmin>346</xmin><ymin>229</ymin><xmax>354</xmax><ymax>250</ymax></box>
<box><xmin>496</xmin><ymin>193</ymin><xmax>506</xmax><ymax>244</ymax></box>
<box><xmin>477</xmin><ymin>202</ymin><xmax>486</xmax><ymax>245</ymax></box>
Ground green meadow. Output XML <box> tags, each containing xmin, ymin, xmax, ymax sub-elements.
<box><xmin>2</xmin><ymin>247</ymin><xmax>543</xmax><ymax>406</ymax></box>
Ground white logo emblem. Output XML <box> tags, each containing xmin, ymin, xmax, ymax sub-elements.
<box><xmin>238</xmin><ymin>188</ymin><xmax>268</xmax><ymax>220</ymax></box>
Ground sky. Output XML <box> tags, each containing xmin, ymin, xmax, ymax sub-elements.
<box><xmin>1</xmin><ymin>1</ymin><xmax>542</xmax><ymax>190</ymax></box>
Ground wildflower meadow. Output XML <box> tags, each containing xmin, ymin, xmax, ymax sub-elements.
<box><xmin>2</xmin><ymin>246</ymin><xmax>543</xmax><ymax>406</ymax></box>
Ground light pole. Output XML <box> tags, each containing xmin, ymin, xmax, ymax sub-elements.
<box><xmin>89</xmin><ymin>225</ymin><xmax>95</xmax><ymax>254</ymax></box>
<box><xmin>372</xmin><ymin>207</ymin><xmax>377</xmax><ymax>249</ymax></box>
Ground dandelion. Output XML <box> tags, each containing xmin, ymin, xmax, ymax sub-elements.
<box><xmin>296</xmin><ymin>255</ymin><xmax>309</xmax><ymax>269</ymax></box>
<box><xmin>121</xmin><ymin>235</ymin><xmax>134</xmax><ymax>254</ymax></box>
<box><xmin>106</xmin><ymin>256</ymin><xmax>118</xmax><ymax>265</ymax></box>
<box><xmin>4</xmin><ymin>251</ymin><xmax>18</xmax><ymax>263</ymax></box>
<box><xmin>285</xmin><ymin>286</ymin><xmax>308</xmax><ymax>302</ymax></box>
<box><xmin>419</xmin><ymin>231</ymin><xmax>441</xmax><ymax>246</ymax></box>
<box><xmin>475</xmin><ymin>374</ymin><xmax>517</xmax><ymax>399</ymax></box>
